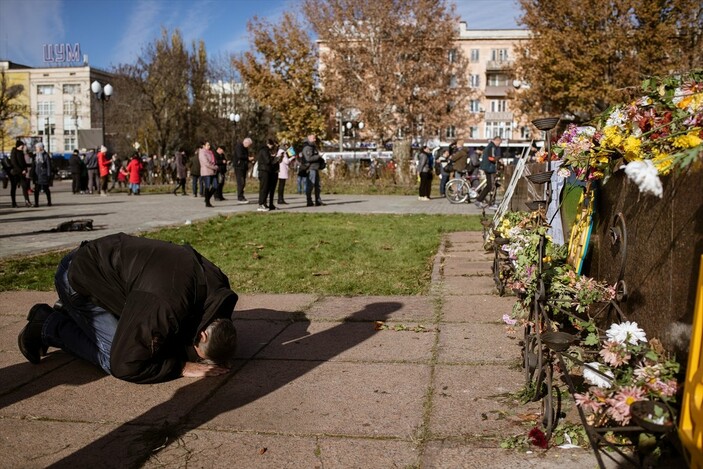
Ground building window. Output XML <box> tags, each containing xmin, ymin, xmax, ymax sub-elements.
<box><xmin>448</xmin><ymin>49</ymin><xmax>457</xmax><ymax>63</ymax></box>
<box><xmin>520</xmin><ymin>126</ymin><xmax>531</xmax><ymax>139</ymax></box>
<box><xmin>37</xmin><ymin>84</ymin><xmax>54</xmax><ymax>95</ymax></box>
<box><xmin>491</xmin><ymin>48</ymin><xmax>509</xmax><ymax>62</ymax></box>
<box><xmin>470</xmin><ymin>49</ymin><xmax>479</xmax><ymax>63</ymax></box>
<box><xmin>485</xmin><ymin>121</ymin><xmax>512</xmax><ymax>138</ymax></box>
<box><xmin>487</xmin><ymin>74</ymin><xmax>509</xmax><ymax>87</ymax></box>
<box><xmin>449</xmin><ymin>75</ymin><xmax>457</xmax><ymax>88</ymax></box>
<box><xmin>469</xmin><ymin>74</ymin><xmax>480</xmax><ymax>88</ymax></box>
<box><xmin>445</xmin><ymin>125</ymin><xmax>456</xmax><ymax>139</ymax></box>
<box><xmin>64</xmin><ymin>136</ymin><xmax>77</xmax><ymax>152</ymax></box>
<box><xmin>62</xmin><ymin>84</ymin><xmax>81</xmax><ymax>95</ymax></box>
<box><xmin>491</xmin><ymin>100</ymin><xmax>507</xmax><ymax>112</ymax></box>
<box><xmin>37</xmin><ymin>101</ymin><xmax>54</xmax><ymax>115</ymax></box>
<box><xmin>468</xmin><ymin>126</ymin><xmax>478</xmax><ymax>139</ymax></box>
<box><xmin>468</xmin><ymin>99</ymin><xmax>481</xmax><ymax>113</ymax></box>
<box><xmin>63</xmin><ymin>101</ymin><xmax>77</xmax><ymax>116</ymax></box>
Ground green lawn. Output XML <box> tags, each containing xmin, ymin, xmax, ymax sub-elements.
<box><xmin>0</xmin><ymin>213</ymin><xmax>481</xmax><ymax>295</ymax></box>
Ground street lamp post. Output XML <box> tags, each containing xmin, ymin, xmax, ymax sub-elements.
<box><xmin>44</xmin><ymin>117</ymin><xmax>52</xmax><ymax>155</ymax></box>
<box><xmin>229</xmin><ymin>112</ymin><xmax>240</xmax><ymax>154</ymax></box>
<box><xmin>91</xmin><ymin>80</ymin><xmax>113</xmax><ymax>147</ymax></box>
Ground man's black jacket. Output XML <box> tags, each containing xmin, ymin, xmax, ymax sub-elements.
<box><xmin>67</xmin><ymin>233</ymin><xmax>238</xmax><ymax>383</ymax></box>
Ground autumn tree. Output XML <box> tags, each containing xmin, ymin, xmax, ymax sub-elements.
<box><xmin>233</xmin><ymin>12</ymin><xmax>326</xmax><ymax>144</ymax></box>
<box><xmin>0</xmin><ymin>70</ymin><xmax>27</xmax><ymax>152</ymax></box>
<box><xmin>115</xmin><ymin>29</ymin><xmax>191</xmax><ymax>156</ymax></box>
<box><xmin>514</xmin><ymin>0</ymin><xmax>703</xmax><ymax>123</ymax></box>
<box><xmin>302</xmin><ymin>0</ymin><xmax>472</xmax><ymax>175</ymax></box>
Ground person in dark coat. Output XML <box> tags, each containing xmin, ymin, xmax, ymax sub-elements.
<box><xmin>32</xmin><ymin>142</ymin><xmax>52</xmax><ymax>207</ymax></box>
<box><xmin>256</xmin><ymin>138</ymin><xmax>277</xmax><ymax>211</ymax></box>
<box><xmin>475</xmin><ymin>136</ymin><xmax>502</xmax><ymax>208</ymax></box>
<box><xmin>9</xmin><ymin>139</ymin><xmax>31</xmax><ymax>207</ymax></box>
<box><xmin>17</xmin><ymin>233</ymin><xmax>239</xmax><ymax>384</ymax></box>
<box><xmin>189</xmin><ymin>150</ymin><xmax>201</xmax><ymax>197</ymax></box>
<box><xmin>301</xmin><ymin>134</ymin><xmax>324</xmax><ymax>206</ymax></box>
<box><xmin>68</xmin><ymin>149</ymin><xmax>83</xmax><ymax>194</ymax></box>
<box><xmin>232</xmin><ymin>137</ymin><xmax>253</xmax><ymax>203</ymax></box>
<box><xmin>173</xmin><ymin>149</ymin><xmax>188</xmax><ymax>196</ymax></box>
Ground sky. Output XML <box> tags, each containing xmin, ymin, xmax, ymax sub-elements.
<box><xmin>0</xmin><ymin>0</ymin><xmax>523</xmax><ymax>70</ymax></box>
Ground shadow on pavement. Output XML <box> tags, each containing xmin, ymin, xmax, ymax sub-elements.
<box><xmin>48</xmin><ymin>302</ymin><xmax>401</xmax><ymax>468</ymax></box>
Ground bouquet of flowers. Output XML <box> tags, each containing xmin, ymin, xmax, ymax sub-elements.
<box><xmin>573</xmin><ymin>321</ymin><xmax>679</xmax><ymax>428</ymax></box>
<box><xmin>553</xmin><ymin>71</ymin><xmax>703</xmax><ymax>195</ymax></box>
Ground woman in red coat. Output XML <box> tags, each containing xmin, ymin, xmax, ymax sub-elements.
<box><xmin>126</xmin><ymin>152</ymin><xmax>143</xmax><ymax>195</ymax></box>
<box><xmin>97</xmin><ymin>145</ymin><xmax>111</xmax><ymax>196</ymax></box>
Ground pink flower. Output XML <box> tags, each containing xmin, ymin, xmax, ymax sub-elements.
<box><xmin>502</xmin><ymin>314</ymin><xmax>517</xmax><ymax>326</ymax></box>
<box><xmin>599</xmin><ymin>340</ymin><xmax>632</xmax><ymax>367</ymax></box>
<box><xmin>605</xmin><ymin>386</ymin><xmax>646</xmax><ymax>424</ymax></box>
<box><xmin>575</xmin><ymin>391</ymin><xmax>604</xmax><ymax>414</ymax></box>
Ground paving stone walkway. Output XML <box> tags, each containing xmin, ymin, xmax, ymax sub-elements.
<box><xmin>0</xmin><ymin>230</ymin><xmax>607</xmax><ymax>468</ymax></box>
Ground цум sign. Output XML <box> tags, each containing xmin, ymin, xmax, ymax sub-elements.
<box><xmin>43</xmin><ymin>43</ymin><xmax>81</xmax><ymax>64</ymax></box>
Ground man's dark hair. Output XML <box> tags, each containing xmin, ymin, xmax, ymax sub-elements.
<box><xmin>200</xmin><ymin>318</ymin><xmax>237</xmax><ymax>367</ymax></box>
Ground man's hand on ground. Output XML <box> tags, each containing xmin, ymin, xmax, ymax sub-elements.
<box><xmin>182</xmin><ymin>361</ymin><xmax>230</xmax><ymax>378</ymax></box>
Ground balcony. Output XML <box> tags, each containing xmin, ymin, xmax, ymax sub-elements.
<box><xmin>484</xmin><ymin>85</ymin><xmax>512</xmax><ymax>97</ymax></box>
<box><xmin>484</xmin><ymin>111</ymin><xmax>514</xmax><ymax>121</ymax></box>
<box><xmin>486</xmin><ymin>60</ymin><xmax>514</xmax><ymax>71</ymax></box>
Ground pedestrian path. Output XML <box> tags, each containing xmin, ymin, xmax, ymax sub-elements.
<box><xmin>0</xmin><ymin>231</ymin><xmax>605</xmax><ymax>468</ymax></box>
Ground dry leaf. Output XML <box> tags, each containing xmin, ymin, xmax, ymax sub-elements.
<box><xmin>258</xmin><ymin>447</ymin><xmax>267</xmax><ymax>455</ymax></box>
<box><xmin>374</xmin><ymin>321</ymin><xmax>385</xmax><ymax>330</ymax></box>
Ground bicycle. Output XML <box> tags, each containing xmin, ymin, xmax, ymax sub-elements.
<box><xmin>445</xmin><ymin>169</ymin><xmax>502</xmax><ymax>206</ymax></box>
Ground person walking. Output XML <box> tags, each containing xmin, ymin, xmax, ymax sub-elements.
<box><xmin>69</xmin><ymin>149</ymin><xmax>82</xmax><ymax>194</ymax></box>
<box><xmin>32</xmin><ymin>142</ymin><xmax>52</xmax><ymax>207</ymax></box>
<box><xmin>436</xmin><ymin>148</ymin><xmax>451</xmax><ymax>198</ymax></box>
<box><xmin>198</xmin><ymin>141</ymin><xmax>219</xmax><ymax>208</ymax></box>
<box><xmin>417</xmin><ymin>143</ymin><xmax>433</xmax><ymax>201</ymax></box>
<box><xmin>97</xmin><ymin>145</ymin><xmax>111</xmax><ymax>196</ymax></box>
<box><xmin>232</xmin><ymin>137</ymin><xmax>253</xmax><ymax>203</ymax></box>
<box><xmin>173</xmin><ymin>148</ymin><xmax>188</xmax><ymax>196</ymax></box>
<box><xmin>214</xmin><ymin>146</ymin><xmax>228</xmax><ymax>201</ymax></box>
<box><xmin>126</xmin><ymin>151</ymin><xmax>143</xmax><ymax>195</ymax></box>
<box><xmin>9</xmin><ymin>139</ymin><xmax>31</xmax><ymax>207</ymax></box>
<box><xmin>84</xmin><ymin>148</ymin><xmax>99</xmax><ymax>194</ymax></box>
<box><xmin>277</xmin><ymin>142</ymin><xmax>295</xmax><ymax>205</ymax></box>
<box><xmin>189</xmin><ymin>150</ymin><xmax>201</xmax><ymax>197</ymax></box>
<box><xmin>17</xmin><ymin>233</ymin><xmax>239</xmax><ymax>383</ymax></box>
<box><xmin>302</xmin><ymin>134</ymin><xmax>324</xmax><ymax>206</ymax></box>
<box><xmin>475</xmin><ymin>136</ymin><xmax>502</xmax><ymax>209</ymax></box>
<box><xmin>108</xmin><ymin>153</ymin><xmax>121</xmax><ymax>192</ymax></box>
<box><xmin>256</xmin><ymin>139</ymin><xmax>277</xmax><ymax>211</ymax></box>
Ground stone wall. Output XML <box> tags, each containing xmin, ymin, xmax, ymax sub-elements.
<box><xmin>584</xmin><ymin>169</ymin><xmax>703</xmax><ymax>356</ymax></box>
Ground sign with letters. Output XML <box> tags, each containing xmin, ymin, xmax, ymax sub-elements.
<box><xmin>43</xmin><ymin>43</ymin><xmax>81</xmax><ymax>64</ymax></box>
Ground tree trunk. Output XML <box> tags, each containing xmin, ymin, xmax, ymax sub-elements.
<box><xmin>393</xmin><ymin>138</ymin><xmax>412</xmax><ymax>184</ymax></box>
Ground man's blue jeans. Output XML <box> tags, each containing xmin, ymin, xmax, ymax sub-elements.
<box><xmin>42</xmin><ymin>249</ymin><xmax>118</xmax><ymax>374</ymax></box>
<box><xmin>306</xmin><ymin>169</ymin><xmax>321</xmax><ymax>203</ymax></box>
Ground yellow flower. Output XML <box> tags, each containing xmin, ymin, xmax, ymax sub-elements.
<box><xmin>673</xmin><ymin>132</ymin><xmax>703</xmax><ymax>149</ymax></box>
<box><xmin>651</xmin><ymin>149</ymin><xmax>674</xmax><ymax>175</ymax></box>
<box><xmin>601</xmin><ymin>126</ymin><xmax>623</xmax><ymax>149</ymax></box>
<box><xmin>623</xmin><ymin>136</ymin><xmax>642</xmax><ymax>161</ymax></box>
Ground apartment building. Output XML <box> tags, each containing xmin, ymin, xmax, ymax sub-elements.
<box><xmin>456</xmin><ymin>23</ymin><xmax>531</xmax><ymax>149</ymax></box>
<box><xmin>1</xmin><ymin>60</ymin><xmax>112</xmax><ymax>156</ymax></box>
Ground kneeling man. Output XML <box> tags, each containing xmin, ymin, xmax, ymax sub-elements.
<box><xmin>18</xmin><ymin>233</ymin><xmax>238</xmax><ymax>384</ymax></box>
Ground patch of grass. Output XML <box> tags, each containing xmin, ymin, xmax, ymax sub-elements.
<box><xmin>0</xmin><ymin>213</ymin><xmax>480</xmax><ymax>294</ymax></box>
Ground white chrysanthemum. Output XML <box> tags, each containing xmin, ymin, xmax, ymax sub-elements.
<box><xmin>583</xmin><ymin>362</ymin><xmax>614</xmax><ymax>388</ymax></box>
<box><xmin>672</xmin><ymin>87</ymin><xmax>684</xmax><ymax>105</ymax></box>
<box><xmin>606</xmin><ymin>108</ymin><xmax>627</xmax><ymax>128</ymax></box>
<box><xmin>606</xmin><ymin>321</ymin><xmax>648</xmax><ymax>345</ymax></box>
<box><xmin>637</xmin><ymin>96</ymin><xmax>653</xmax><ymax>107</ymax></box>
<box><xmin>622</xmin><ymin>160</ymin><xmax>663</xmax><ymax>198</ymax></box>
<box><xmin>576</xmin><ymin>126</ymin><xmax>596</xmax><ymax>138</ymax></box>
<box><xmin>557</xmin><ymin>167</ymin><xmax>571</xmax><ymax>178</ymax></box>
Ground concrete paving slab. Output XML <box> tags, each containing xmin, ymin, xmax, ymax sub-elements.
<box><xmin>436</xmin><ymin>323</ymin><xmax>519</xmax><ymax>364</ymax></box>
<box><xmin>232</xmin><ymin>319</ymin><xmax>292</xmax><ymax>360</ymax></box>
<box><xmin>205</xmin><ymin>361</ymin><xmax>431</xmax><ymax>438</ymax></box>
<box><xmin>256</xmin><ymin>320</ymin><xmax>435</xmax><ymax>363</ymax></box>
<box><xmin>442</xmin><ymin>295</ymin><xmax>517</xmax><ymax>323</ymax></box>
<box><xmin>0</xmin><ymin>292</ymin><xmax>57</xmax><ymax>317</ymax></box>
<box><xmin>0</xmin><ymin>359</ymin><xmax>208</xmax><ymax>424</ymax></box>
<box><xmin>305</xmin><ymin>296</ymin><xmax>435</xmax><ymax>322</ymax></box>
<box><xmin>430</xmin><ymin>364</ymin><xmax>527</xmax><ymax>438</ymax></box>
<box><xmin>0</xmin><ymin>419</ymin><xmax>129</xmax><ymax>469</ymax></box>
<box><xmin>444</xmin><ymin>275</ymin><xmax>497</xmax><ymax>296</ymax></box>
<box><xmin>0</xmin><ymin>352</ymin><xmax>75</xmax><ymax>397</ymax></box>
<box><xmin>445</xmin><ymin>232</ymin><xmax>485</xmax><ymax>244</ymax></box>
<box><xmin>318</xmin><ymin>436</ymin><xmax>419</xmax><ymax>468</ymax></box>
<box><xmin>422</xmin><ymin>441</ymin><xmax>606</xmax><ymax>469</ymax></box>
<box><xmin>234</xmin><ymin>294</ymin><xmax>318</xmax><ymax>319</ymax></box>
<box><xmin>443</xmin><ymin>259</ymin><xmax>492</xmax><ymax>277</ymax></box>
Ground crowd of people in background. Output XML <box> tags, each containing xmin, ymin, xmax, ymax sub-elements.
<box><xmin>1</xmin><ymin>134</ymin><xmax>520</xmax><ymax>210</ymax></box>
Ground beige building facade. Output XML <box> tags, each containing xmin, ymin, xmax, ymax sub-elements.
<box><xmin>455</xmin><ymin>23</ymin><xmax>531</xmax><ymax>149</ymax></box>
<box><xmin>1</xmin><ymin>61</ymin><xmax>112</xmax><ymax>156</ymax></box>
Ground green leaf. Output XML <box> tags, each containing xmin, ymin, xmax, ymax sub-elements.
<box><xmin>584</xmin><ymin>333</ymin><xmax>600</xmax><ymax>346</ymax></box>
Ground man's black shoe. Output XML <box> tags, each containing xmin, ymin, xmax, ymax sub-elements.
<box><xmin>307</xmin><ymin>202</ymin><xmax>314</xmax><ymax>207</ymax></box>
<box><xmin>18</xmin><ymin>303</ymin><xmax>53</xmax><ymax>364</ymax></box>
<box><xmin>315</xmin><ymin>202</ymin><xmax>325</xmax><ymax>206</ymax></box>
